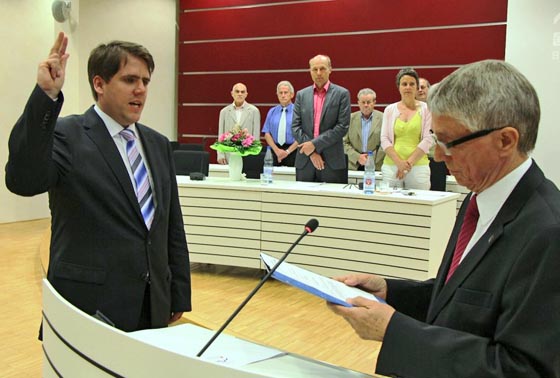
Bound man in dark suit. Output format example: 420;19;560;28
328;60;560;377
6;33;191;332
292;54;350;183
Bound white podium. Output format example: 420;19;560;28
42;279;372;377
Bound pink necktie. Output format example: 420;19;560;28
446;194;479;283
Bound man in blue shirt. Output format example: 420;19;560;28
262;80;298;166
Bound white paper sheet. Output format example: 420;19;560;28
129;323;284;367
261;253;383;307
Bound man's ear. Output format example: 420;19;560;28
497;126;520;156
92;75;105;97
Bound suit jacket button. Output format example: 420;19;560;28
141;272;150;283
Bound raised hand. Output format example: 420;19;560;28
38;32;69;99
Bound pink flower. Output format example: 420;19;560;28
218;132;229;142
242;135;254;147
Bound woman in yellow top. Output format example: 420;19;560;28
380;67;433;190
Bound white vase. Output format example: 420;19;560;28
228;153;243;180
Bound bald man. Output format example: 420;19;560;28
217;83;260;164
291;55;350;183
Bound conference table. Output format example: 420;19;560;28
208;164;469;209
177;174;461;281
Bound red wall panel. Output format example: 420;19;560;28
178;67;459;106
180;0;507;41
177;0;508;162
179;26;506;72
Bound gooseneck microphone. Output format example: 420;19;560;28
197;218;319;357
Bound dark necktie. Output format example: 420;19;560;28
446;194;479;283
120;129;155;229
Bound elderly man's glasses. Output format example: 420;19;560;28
430;126;507;156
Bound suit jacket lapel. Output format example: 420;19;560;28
83;108;146;227
228;106;237;126
305;88;314;135
367;113;378;140
320;85;335;131
427;162;544;322
427;215;504;322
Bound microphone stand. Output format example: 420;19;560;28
197;223;316;357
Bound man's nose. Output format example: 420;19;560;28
134;82;146;93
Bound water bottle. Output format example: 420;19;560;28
363;151;375;195
263;146;274;184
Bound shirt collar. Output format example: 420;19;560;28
361;112;373;121
313;81;330;93
476;158;532;226
94;105;136;137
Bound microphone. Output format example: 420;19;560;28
197;218;319;357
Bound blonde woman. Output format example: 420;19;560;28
380;67;433;190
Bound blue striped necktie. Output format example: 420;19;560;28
120;128;155;229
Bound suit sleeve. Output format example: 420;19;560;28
217;108;226;160
262;107;274;134
291;91;310;144
6;85;64;196
166;142;192;312
418;103;434;153
251;106;260;139
377;226;560;378
343;135;360;166
380;103;395;151
385;278;433;321
343;114;360;166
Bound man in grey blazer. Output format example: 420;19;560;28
6;33;191;332
217;82;260;164
292;55;350;183
343;88;385;171
328;60;560;377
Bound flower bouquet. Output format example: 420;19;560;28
210;125;262;157
210;125;262;180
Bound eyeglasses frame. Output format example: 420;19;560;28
430;126;508;156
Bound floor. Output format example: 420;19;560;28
0;219;384;377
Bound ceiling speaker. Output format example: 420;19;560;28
52;0;71;23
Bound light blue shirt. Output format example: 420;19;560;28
262;103;295;145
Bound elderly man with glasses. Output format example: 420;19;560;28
328;60;560;378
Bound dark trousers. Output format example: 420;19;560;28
429;157;448;191
273;144;296;167
296;161;348;184
136;285;152;330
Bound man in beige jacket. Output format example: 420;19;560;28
343;88;384;170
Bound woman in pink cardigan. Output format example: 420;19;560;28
380;67;433;190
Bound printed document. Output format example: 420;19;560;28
260;253;383;307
